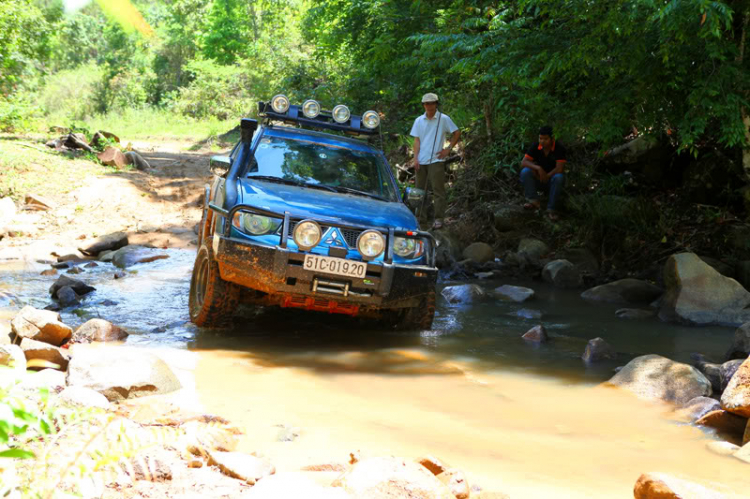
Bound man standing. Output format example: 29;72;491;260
410;92;460;230
520;125;567;221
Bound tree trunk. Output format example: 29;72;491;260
483;98;493;141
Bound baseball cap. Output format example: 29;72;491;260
421;93;439;103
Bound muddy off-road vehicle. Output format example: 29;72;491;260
189;95;437;328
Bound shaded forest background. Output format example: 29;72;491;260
3;0;750;270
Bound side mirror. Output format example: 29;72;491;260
209;155;231;177
402;187;426;209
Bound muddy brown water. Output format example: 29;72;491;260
1;252;749;497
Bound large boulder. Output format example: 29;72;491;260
111;245;169;269
542;259;582;288
10;306;72;346
721;359;745;392
462;242;494;264
331;457;454;499
67;346;181;401
71;319;129;344
522;325;548;344
433;230;463;269
441;284;486;305
699;256;735;278
725;322;750;360
659;252;750;325
97;146;127;168
493;205;534;232
517;238;549;265
672;396;721;423
494;285;534;303
581;279;662;305
633;472;727;499
606;354;712;405
720;357;750;417
78;231;129;256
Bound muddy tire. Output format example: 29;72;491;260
395;289;436;330
189;241;239;327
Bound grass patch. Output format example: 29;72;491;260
81;108;237;144
0;136;111;201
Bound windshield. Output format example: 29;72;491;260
248;135;398;201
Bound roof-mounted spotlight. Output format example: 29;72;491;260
362;110;380;129
271;94;290;114
332;104;351;123
302;99;321;118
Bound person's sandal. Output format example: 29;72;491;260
547;211;560;221
523;201;540;211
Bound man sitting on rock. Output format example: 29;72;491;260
520;125;567;221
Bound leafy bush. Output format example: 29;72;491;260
39;63;103;124
170;59;253;120
0;93;42;132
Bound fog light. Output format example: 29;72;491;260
332;104;351;123
357;230;385;259
271;94;290;113
293;220;322;250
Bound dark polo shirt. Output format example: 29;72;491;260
524;141;567;173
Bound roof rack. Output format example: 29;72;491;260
258;101;379;136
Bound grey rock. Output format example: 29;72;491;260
659;252;750;326
79;231;129;257
556;248;599;275
65;266;84;275
98;250;115;262
494;285;535;302
18;368;66;392
699;256;735;278
606;354;712;405
67;346;181;401
615;308;656;320
493;204;532;232
111;245;169;269
56;286;80;308
581;278;663;305
582;337;617;363
542;259;583;288
725;322;750;360
49;275;95;297
517;238;549;265
690;353;722;393
462;242;494;264
522;325;548;343
441;284;486;304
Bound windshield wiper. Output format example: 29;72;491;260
302;182;337;192
324;185;387;201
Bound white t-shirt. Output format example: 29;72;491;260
410;112;458;165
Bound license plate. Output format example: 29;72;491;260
303;254;367;278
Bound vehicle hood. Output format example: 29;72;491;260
237;178;418;230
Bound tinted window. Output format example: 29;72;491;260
249;136;397;201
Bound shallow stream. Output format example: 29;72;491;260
1;251;748;497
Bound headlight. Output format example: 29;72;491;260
332;104;350;123
302;99;320;118
393;237;424;258
357;230;385;259
293;220;322;250
271;94;290;113
362;110;380;129
232;212;281;235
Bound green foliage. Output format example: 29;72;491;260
202;0;248;64
40;63;103;123
0;0;51;96
170;59;252;120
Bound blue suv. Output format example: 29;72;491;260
189;95;438;329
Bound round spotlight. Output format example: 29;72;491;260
271;94;290;114
293;220;322;250
302;99;321;118
357;230;385;259
332;104;351;123
362;110;380;129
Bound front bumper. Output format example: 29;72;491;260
212;235;438;311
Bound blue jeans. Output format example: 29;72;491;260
520;168;565;211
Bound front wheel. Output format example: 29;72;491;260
394;290;436;330
189;242;239;327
